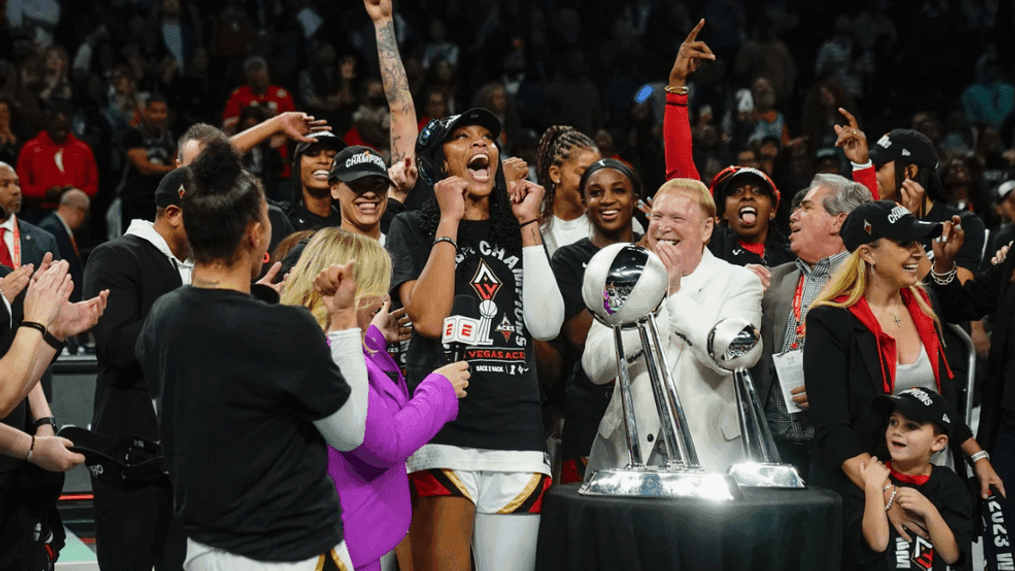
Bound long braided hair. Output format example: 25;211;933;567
535;126;598;231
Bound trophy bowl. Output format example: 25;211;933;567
707;318;763;371
582;244;667;328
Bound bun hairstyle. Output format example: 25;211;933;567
183;139;265;265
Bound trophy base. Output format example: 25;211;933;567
727;462;806;488
579;467;742;500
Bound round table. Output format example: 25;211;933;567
536;483;842;571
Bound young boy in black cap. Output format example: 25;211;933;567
853;388;973;570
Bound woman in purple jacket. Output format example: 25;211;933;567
281;227;469;571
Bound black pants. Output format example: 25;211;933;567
91;475;186;571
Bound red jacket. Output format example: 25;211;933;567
662;91;879;198
17;131;99;206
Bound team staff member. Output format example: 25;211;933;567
584;178;763;474
551;159;641;483
804;201;1002;568
83;167;192;571
387;108;563;571
136;141;368;570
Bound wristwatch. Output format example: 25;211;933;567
33;416;57;430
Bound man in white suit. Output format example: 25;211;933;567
583;178;763;475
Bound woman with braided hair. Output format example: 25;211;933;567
535;125;599;256
536;126;644;256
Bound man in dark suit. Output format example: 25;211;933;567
38;190;87;302
0;161;61;404
83;168;191;571
750;174;871;481
0;162;61;276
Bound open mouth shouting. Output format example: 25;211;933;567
467;153;492;183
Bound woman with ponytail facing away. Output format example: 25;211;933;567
136;141;369;571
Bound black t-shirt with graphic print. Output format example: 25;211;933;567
847;464;972;570
386;211;545;453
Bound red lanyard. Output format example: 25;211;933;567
790;274;805;349
6;216;20;269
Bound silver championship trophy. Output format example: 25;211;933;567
577;244;740;500
708;319;805;488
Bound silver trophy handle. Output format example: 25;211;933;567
639;314;700;469
613;326;644;468
733;369;782;464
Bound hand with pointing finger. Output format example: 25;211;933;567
833;108;868;165
669;19;715;88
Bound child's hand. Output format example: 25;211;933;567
896;487;934;518
861;458;890;490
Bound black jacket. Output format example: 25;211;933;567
37;214;83;302
707;224;794;268
928;253;1015;451
83;235;182;440
804;303;973;471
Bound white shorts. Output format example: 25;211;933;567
409;468;551;515
184;538;353;571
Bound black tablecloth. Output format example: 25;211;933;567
536;484;842;571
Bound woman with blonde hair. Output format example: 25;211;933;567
282;227;470;571
804;200;1002;561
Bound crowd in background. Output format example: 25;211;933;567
1;0;1014;254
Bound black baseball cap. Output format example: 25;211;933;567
709;166;780;217
871;388;955;437
58;426;167;490
416;108;502;186
294;130;347;159
154;167;190;208
329;145;394;187
840;200;943;252
868;129;938;168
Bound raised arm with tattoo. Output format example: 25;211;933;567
368;0;417;165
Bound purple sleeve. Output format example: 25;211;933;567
349;371;458;469
364;324;388;353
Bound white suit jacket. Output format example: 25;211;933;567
583;249;764;474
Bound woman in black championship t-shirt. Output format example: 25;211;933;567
136;141;370;571
386;108;564;571
551;159;642;484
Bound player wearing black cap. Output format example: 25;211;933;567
386;106;564;571
82;167;194;571
329;145;394;244
285;131;347;231
869;128;986;280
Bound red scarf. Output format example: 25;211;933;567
841;288;953;394
886;460;930;486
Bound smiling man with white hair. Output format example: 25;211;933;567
582;177;764;474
